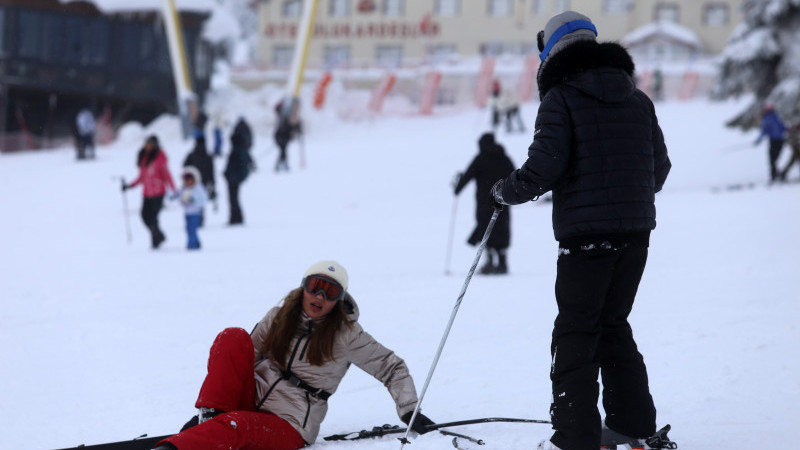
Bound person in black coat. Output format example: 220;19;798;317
224;118;255;225
454;132;515;274
491;11;671;450
183;136;216;225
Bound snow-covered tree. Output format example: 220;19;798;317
713;0;800;130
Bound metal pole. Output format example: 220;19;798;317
443;196;458;276
399;207;501;448
116;177;133;244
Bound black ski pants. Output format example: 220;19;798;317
227;180;243;225
141;195;165;248
549;244;656;450
768;139;785;181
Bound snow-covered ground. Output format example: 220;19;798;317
1;90;798;450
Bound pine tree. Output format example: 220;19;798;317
712;0;800;130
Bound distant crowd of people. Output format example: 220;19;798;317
120;114;256;250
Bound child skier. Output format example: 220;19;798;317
178;166;208;250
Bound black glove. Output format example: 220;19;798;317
401;411;435;435
490;179;509;210
120;181;129;192
451;172;462;192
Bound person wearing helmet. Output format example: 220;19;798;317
153;261;435;450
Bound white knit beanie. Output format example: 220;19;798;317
540;11;597;62
303;260;349;291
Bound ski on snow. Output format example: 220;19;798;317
53;434;169;450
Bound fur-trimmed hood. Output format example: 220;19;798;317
537;40;637;102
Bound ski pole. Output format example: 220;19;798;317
443;196;459;276
399;206;502;449
440;429;484;446
298;132;306;170
720;141;754;153
324;417;550;441
114;176;133;244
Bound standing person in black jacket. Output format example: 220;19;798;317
491;11;672;450
183;136;216;226
224;118;255;225
454;132;515;274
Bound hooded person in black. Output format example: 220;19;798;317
224;118;255;225
491;11;672;450
454;132;515;274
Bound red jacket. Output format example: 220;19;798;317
129;150;176;198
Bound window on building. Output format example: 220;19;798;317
324;45;351;68
436;0;460;16
531;0;547;15
86;18;110;66
273;45;294;69
283;0;302;18
0;8;5;57
654;3;679;22
18;10;43;59
489;0;513;16
603;0;630;14
329;0;351;17
137;23;160;71
41;13;65;63
383;0;404;16
481;41;530;57
703;3;729;26
427;43;457;63
375;45;403;68
554;0;571;13
61;15;88;65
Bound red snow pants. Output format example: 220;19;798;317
157;327;306;450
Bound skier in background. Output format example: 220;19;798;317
501;88;526;133
454;132;515;274
211;107;226;157
780;123;800;180
183;135;216;225
491;11;671;450
177;166;208;250
224;117;255;225
151;261;435;450
122;135;177;249
75;108;96;160
754;102;787;182
273;99;303;172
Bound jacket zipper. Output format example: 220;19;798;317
255;322;314;421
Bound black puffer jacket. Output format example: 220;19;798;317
500;40;671;243
455;136;515;249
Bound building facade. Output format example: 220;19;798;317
0;0;213;151
254;0;745;71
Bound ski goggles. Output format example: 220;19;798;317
302;275;346;301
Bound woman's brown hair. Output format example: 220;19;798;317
262;287;352;366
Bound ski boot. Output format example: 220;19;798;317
600;424;677;449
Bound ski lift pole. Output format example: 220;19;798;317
399;207;502;449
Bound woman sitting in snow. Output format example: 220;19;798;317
153;261;435;450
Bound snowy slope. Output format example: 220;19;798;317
1;91;798;450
